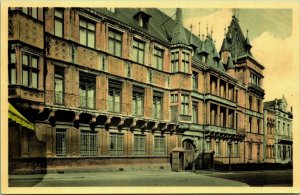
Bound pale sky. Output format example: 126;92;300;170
162;8;297;122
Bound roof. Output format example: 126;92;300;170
221;16;252;60
90;8;240;72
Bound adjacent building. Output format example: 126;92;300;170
8;7;266;173
263;96;293;164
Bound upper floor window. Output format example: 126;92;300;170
79;18;95;48
54;9;64;38
153;48;163;70
192;103;198;123
215;142;221;156
54;67;64;105
170;94;178;103
171;52;179;72
250;72;260;86
79;74;95;109
108;30;122;57
22;53;39;89
22;7;38;19
181;94;189;115
257;119;260;134
182;51;189;73
108;80;122;113
249;95;252;110
132;86;144;116
249;117;252;132
133;39;145;64
192;71;198;90
153;92;163;119
9;51;16;85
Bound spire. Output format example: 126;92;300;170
198;22;201;38
170;8;189;45
220;37;230;52
189;24;197;50
244;29;252;53
227;55;235;69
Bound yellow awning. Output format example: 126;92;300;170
8;103;34;130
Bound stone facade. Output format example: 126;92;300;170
263;96;293;164
8;7;267;173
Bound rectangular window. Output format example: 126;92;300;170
154;136;165;155
108;30;122;57
56;129;67;156
192;71;198;90
108;80;122;113
192;103;198;123
234;142;239;157
22;53;39;89
110;133;124;156
249;117;252;132
79;74;95;109
133;39;145;64
153;48;163;70
257;119;260;134
80;131;97;156
249;143;252;159
54;9;64;38
249;95;252;110
215;142;221;156
153;92;163;119
181;94;189;115
134;134;146;156
79;18;95;48
54;67;64;104
22;7;38;19
278;145;281;158
206;140;212;151
227;143;231;157
132;86;144;116
9;51;16;85
182;51;189;73
171;94;178;103
171;52;179;72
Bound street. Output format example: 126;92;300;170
9;169;292;187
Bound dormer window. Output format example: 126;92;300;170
134;9;151;29
107;8;115;13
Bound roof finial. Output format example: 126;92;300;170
237;9;239;19
190;23;193;32
224;25;226;36
246;29;249;37
211;26;213;38
198;22;201;38
202;33;204;41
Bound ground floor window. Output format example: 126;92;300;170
248;143;252;160
154;136;165;155
80;131;98;156
234;142;239;157
110;133;124;156
215;142;221;156
56;129;67;156
206;140;212;151
134;134;146;156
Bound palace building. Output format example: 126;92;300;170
8;7;265;174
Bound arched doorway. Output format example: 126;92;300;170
183;139;195;170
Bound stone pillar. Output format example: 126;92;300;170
46;126;55;157
67;127;80;156
64;9;70;40
97;75;108;112
217;105;220;126
163;91;170;121
122;81;132;115
206;102;210;125
217;78;220;96
226;82;229;99
226;108;229;128
144;87;153;118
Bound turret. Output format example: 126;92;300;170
226;55;235;78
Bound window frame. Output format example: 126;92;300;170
9;50;16;85
171;52;179;72
192;102;198;123
54;67;64;105
132;39;145;64
109;133;124;156
79;18;96;48
80;130;98;156
108;29;122;57
54;9;64;38
22;52;39;89
133;134;146;156
180;94;189;115
22;7;38;19
154;136;166;156
132;87;144;116
182;51;189;73
192;71;198;90
108;80;122;113
79;74;96;109
153;93;163;119
56;129;67;156
153;47;164;70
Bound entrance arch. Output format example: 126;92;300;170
183;139;196;170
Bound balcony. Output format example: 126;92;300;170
9;85;44;103
248;83;265;97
